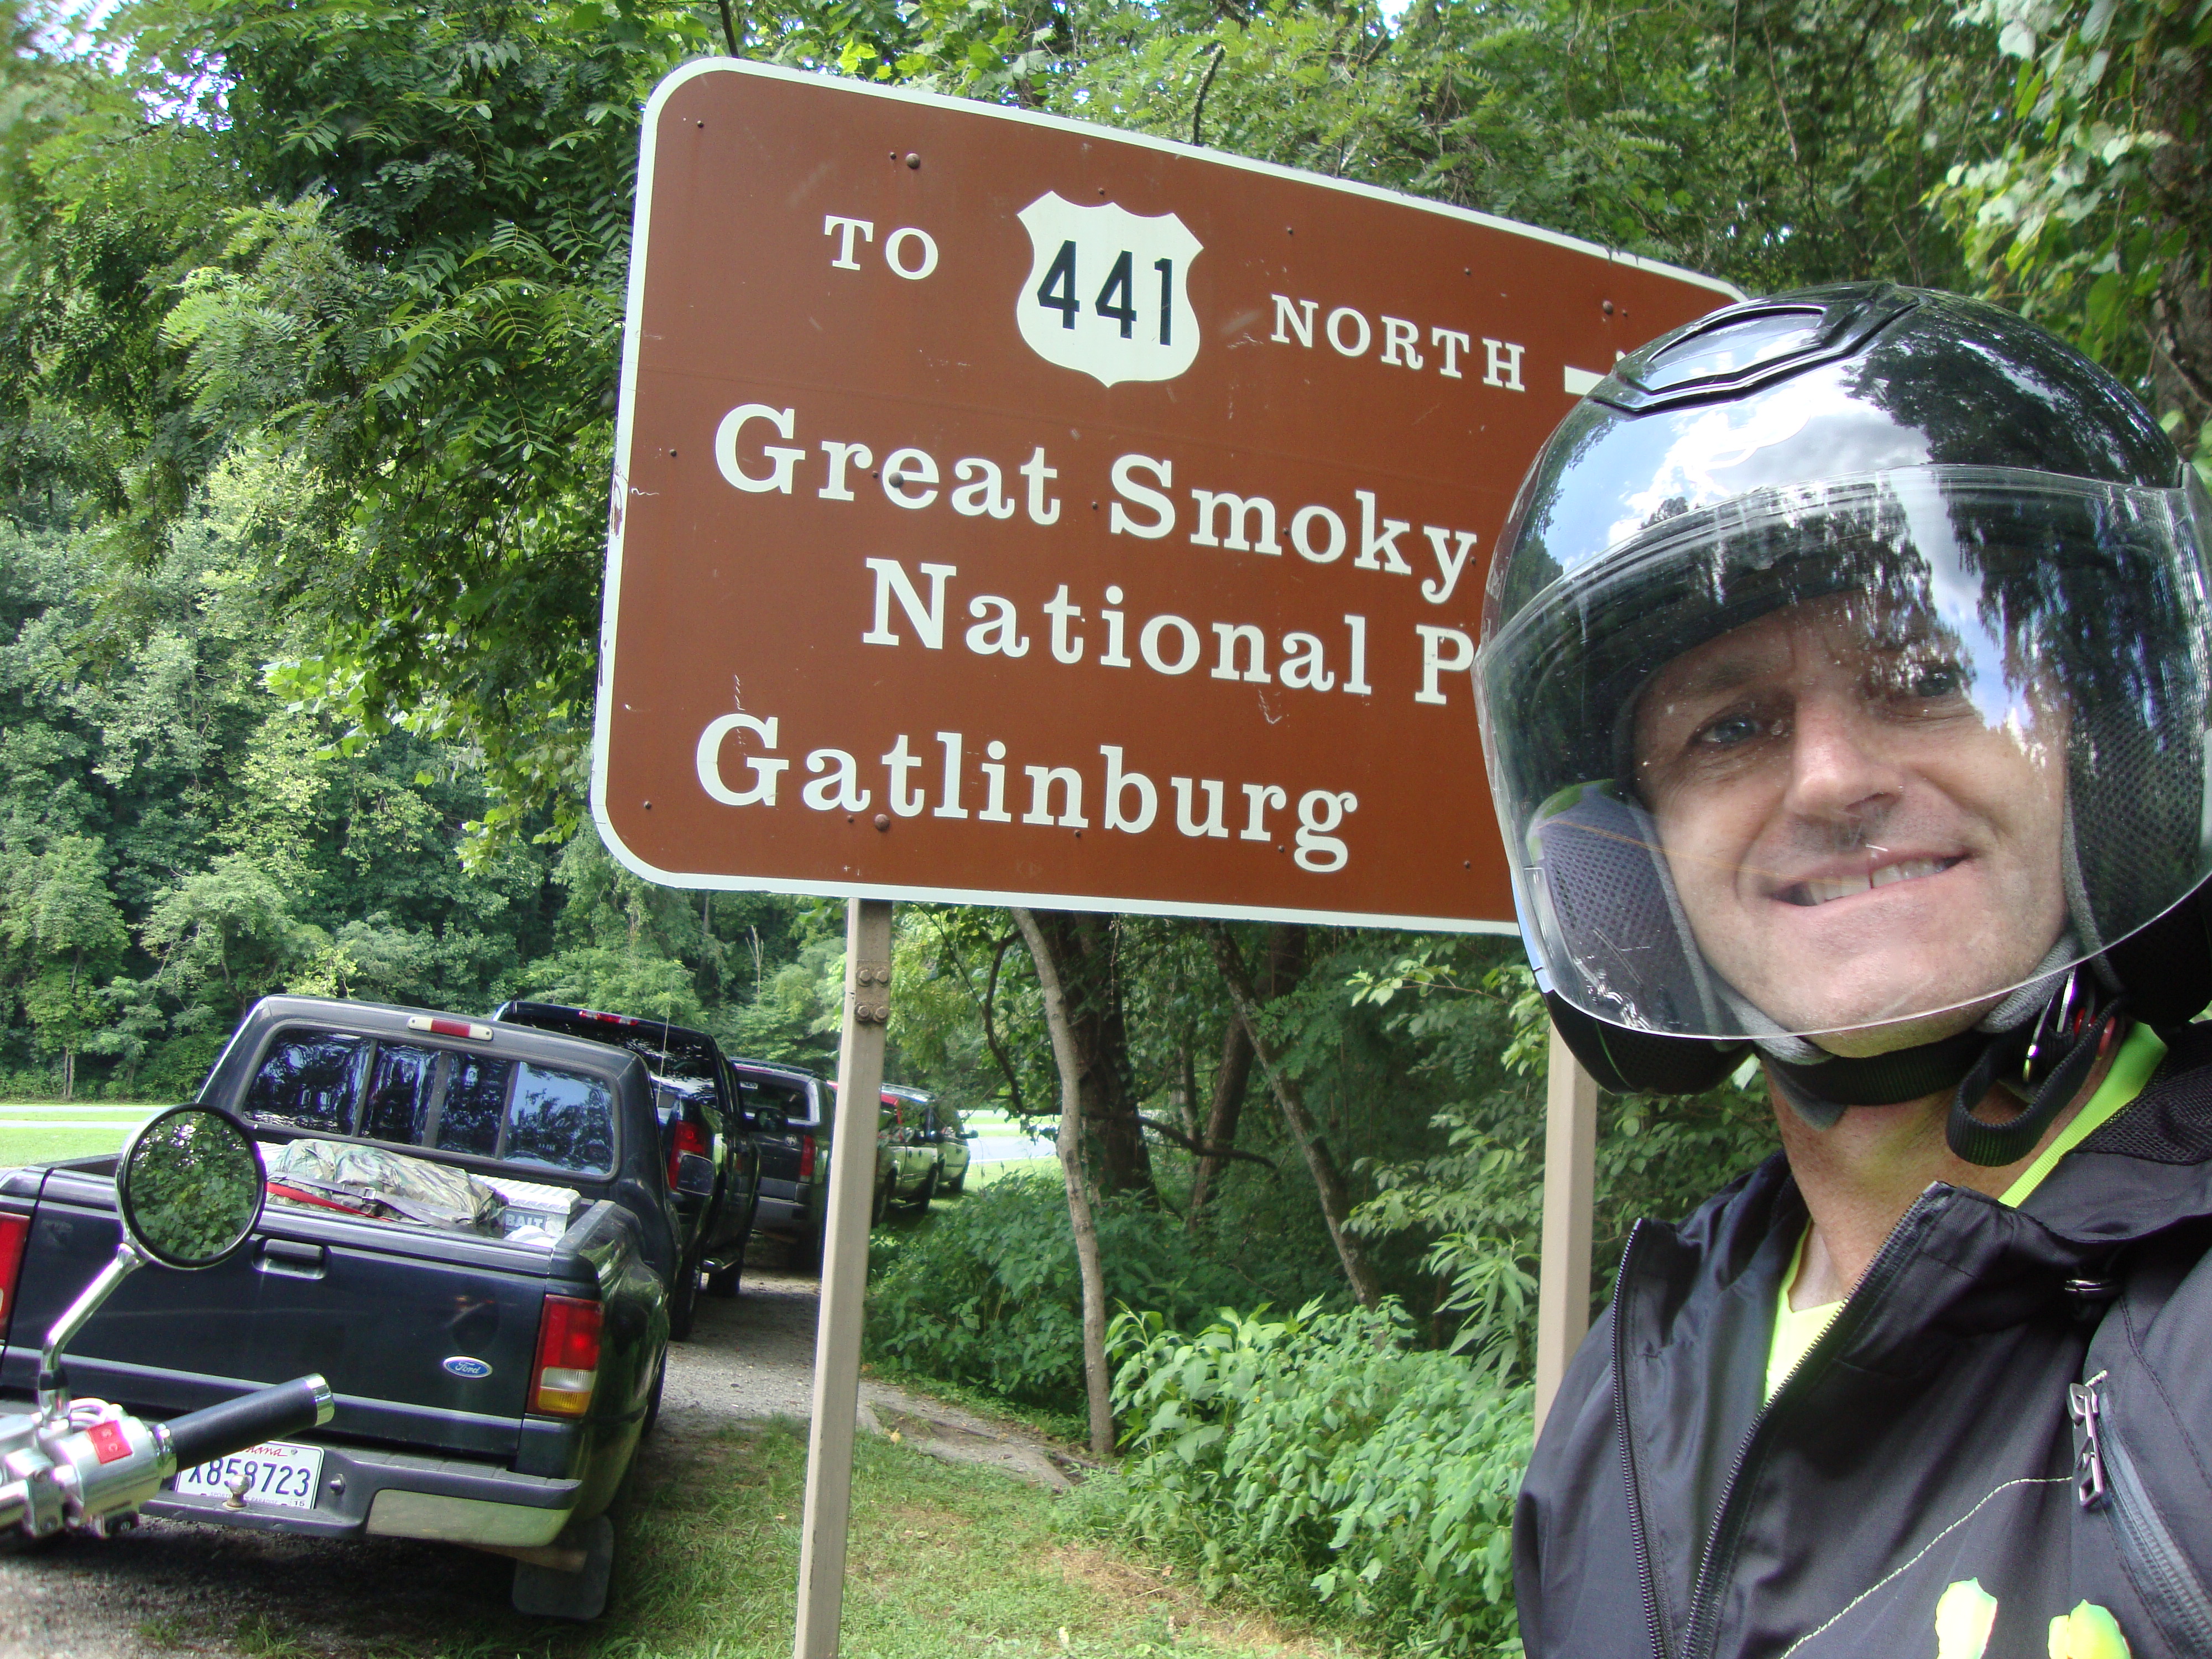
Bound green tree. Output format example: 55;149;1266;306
4;836;129;1095
1933;0;2212;479
126;0;718;844
139;851;309;1021
516;945;709;1027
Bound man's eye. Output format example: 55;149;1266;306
1693;712;1763;749
1908;662;1964;698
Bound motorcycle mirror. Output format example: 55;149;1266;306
117;1105;266;1270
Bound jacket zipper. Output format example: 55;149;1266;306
2071;1375;2212;1647
1671;1200;1932;1659
1614;1219;1670;1659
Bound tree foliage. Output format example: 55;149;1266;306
1097;1298;1531;1652
1933;0;2212;477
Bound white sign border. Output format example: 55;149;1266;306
592;57;1745;935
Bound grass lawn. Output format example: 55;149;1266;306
971;1156;1059;1187
140;1419;1357;1659
580;1421;1348;1659
150;1421;1355;1658
0;1104;158;1168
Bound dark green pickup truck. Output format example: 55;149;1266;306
0;994;706;1619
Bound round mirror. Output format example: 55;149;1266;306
117;1105;266;1269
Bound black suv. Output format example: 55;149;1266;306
490;1001;778;1335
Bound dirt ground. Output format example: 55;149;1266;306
0;1246;1075;1658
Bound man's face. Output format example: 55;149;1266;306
1632;594;2069;1054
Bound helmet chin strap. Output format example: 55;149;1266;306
1948;975;2125;1167
1741;935;2098;1140
1763;1027;1992;1129
1756;962;2125;1166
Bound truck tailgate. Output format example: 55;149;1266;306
3;1166;602;1458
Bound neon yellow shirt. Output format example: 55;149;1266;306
1763;1024;2169;1402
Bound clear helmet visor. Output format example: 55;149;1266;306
1477;466;2212;1047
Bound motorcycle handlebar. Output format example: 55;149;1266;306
159;1375;335;1471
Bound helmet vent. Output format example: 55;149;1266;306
1641;309;1824;390
1598;284;1919;413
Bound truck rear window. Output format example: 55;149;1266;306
507;1063;616;1173
735;1073;812;1125
246;1028;617;1175
246;1034;367;1132
438;1051;509;1156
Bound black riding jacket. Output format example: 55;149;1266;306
1515;1024;2212;1659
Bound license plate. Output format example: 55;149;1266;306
170;1440;326;1510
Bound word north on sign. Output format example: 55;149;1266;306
596;60;1740;931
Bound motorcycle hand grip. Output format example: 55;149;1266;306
159;1375;335;1470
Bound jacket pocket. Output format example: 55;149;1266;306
2070;1374;2212;1652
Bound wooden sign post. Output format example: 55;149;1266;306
1533;1021;1599;1435
794;898;893;1659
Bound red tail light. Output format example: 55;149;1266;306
0;1213;28;1342
799;1134;816;1181
667;1118;710;1187
530;1295;602;1416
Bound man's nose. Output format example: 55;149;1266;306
1782;692;1903;823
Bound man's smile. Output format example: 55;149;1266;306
1773;853;1967;909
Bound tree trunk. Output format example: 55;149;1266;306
2148;42;2212;465
63;950;80;1102
979;931;1027;1118
1187;923;1307;1228
1013;907;1117;1458
1206;923;1383;1308
1173;1042;1198;1145
1185;1018;1253;1228
1019;911;1154;1200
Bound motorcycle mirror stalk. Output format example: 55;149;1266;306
0;1104;336;1540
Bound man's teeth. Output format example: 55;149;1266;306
1795;858;1950;906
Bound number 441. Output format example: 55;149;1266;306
1036;241;1173;346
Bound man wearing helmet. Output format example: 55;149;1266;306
1480;285;2212;1659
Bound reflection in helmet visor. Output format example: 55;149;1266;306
1477;466;2212;1044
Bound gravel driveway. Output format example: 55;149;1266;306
0;1248;1072;1658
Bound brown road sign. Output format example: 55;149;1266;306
596;60;1741;931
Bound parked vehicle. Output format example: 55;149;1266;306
871;1091;938;1218
831;1084;945;1218
489;1001;772;1329
729;1060;831;1269
886;1085;975;1196
0;994;689;1619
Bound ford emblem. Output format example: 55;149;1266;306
442;1356;493;1379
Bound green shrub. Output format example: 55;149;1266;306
864;1172;1253;1407
1098;1299;1531;1656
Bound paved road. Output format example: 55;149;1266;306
0;1244;1070;1658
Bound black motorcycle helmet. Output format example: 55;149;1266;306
1475;283;2212;1162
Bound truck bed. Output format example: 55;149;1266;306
0;1156;631;1454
